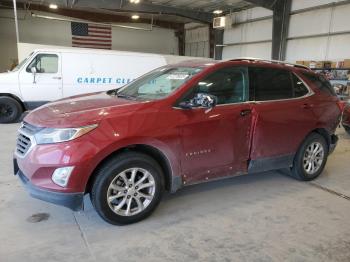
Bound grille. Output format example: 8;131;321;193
16;122;42;157
16;133;32;156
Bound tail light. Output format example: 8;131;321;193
337;100;346;112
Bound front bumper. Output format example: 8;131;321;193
15;166;84;211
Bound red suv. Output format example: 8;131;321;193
14;59;341;225
342;103;350;134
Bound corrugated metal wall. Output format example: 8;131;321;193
222;0;350;62
184;23;210;58
222;7;273;60
286;0;350;61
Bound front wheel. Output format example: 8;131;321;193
290;133;328;181
91;152;163;225
0;96;23;123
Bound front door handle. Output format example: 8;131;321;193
240;109;252;117
302;103;313;109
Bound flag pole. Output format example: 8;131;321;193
13;0;20;43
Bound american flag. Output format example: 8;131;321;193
71;22;112;49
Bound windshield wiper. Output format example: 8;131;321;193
116;93;137;100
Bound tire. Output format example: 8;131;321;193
91;152;163;225
0;96;23;123
290;133;328;181
344;125;350;135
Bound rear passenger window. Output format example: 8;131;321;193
302;73;336;96
292;74;309;97
249;68;293;101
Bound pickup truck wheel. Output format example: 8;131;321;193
91;152;163;225
0;97;23;123
290;133;328;181
344;125;350;135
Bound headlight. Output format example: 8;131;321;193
34;124;98;145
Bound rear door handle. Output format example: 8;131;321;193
240;109;252;116
52;76;62;80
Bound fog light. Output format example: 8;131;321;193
52;167;74;187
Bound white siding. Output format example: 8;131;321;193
286;2;350;62
185;23;210;57
291;0;346;11
286;37;329;61
223;42;272;60
222;7;273;60
224;19;272;44
222;1;350;62
288;9;332;38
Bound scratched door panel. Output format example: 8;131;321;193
180;104;252;183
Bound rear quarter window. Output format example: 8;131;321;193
302;72;336;96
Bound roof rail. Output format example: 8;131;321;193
229;57;311;70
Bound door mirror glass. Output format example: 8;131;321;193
179;93;217;109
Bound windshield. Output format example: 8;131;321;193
116;67;203;100
11;52;33;72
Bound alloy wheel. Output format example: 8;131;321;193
106;168;156;216
303;142;325;175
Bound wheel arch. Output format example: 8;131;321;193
296;128;332;154
85;144;175;195
0;93;26;111
311;128;332;150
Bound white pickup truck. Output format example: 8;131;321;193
0;48;203;123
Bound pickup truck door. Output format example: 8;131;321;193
177;66;253;184
18;52;63;108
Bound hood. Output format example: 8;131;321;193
0;71;18;84
24;91;144;127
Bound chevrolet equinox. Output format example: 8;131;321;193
14;58;341;225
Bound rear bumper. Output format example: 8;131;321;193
329;134;338;154
15;168;84;211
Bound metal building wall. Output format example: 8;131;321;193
222;7;273;60
222;0;350;62
286;0;350;61
184;23;210;58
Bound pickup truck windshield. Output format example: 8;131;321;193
116;67;202;100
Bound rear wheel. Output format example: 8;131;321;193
91;152;163;225
0;96;23;123
290;133;328;181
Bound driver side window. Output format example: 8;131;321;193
186;67;249;105
26;54;58;73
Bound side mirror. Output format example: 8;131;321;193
31;67;37;84
179;93;217;109
192;93;217;108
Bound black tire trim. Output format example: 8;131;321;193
0;96;23;123
290;132;328;181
